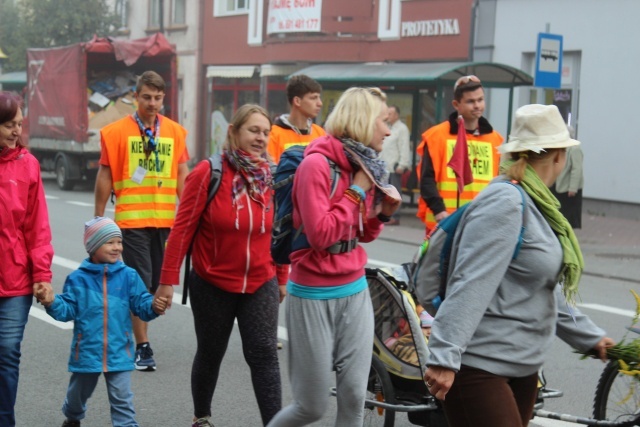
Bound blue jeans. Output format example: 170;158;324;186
0;295;31;427
63;371;138;427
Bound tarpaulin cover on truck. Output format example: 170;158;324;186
27;33;176;143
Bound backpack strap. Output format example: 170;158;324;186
291;156;343;251
433;180;527;309
182;154;223;304
501;180;527;260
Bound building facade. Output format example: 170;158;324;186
485;0;640;206
198;0;479;161
119;0;640;209
115;0;199;162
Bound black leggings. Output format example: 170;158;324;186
189;271;281;425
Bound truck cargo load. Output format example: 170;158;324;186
26;33;177;190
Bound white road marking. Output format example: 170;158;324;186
43;256;635;340
531;417;577;427
29;306;73;330
577;303;635;318
45;195;59;200
53;255;80;270
67;201;94;207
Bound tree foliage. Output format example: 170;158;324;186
0;0;120;72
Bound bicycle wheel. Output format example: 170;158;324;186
363;355;396;427
593;360;640;426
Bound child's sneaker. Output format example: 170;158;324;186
192;416;214;427
134;343;156;371
61;420;81;427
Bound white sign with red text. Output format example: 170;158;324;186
267;0;322;34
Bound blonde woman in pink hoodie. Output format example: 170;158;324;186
268;87;401;427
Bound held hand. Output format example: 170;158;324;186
154;284;174;310
153;296;169;315
592;336;616;362
434;211;450;223
424;366;456;401
568;191;577;197
352;170;373;192
395;166;405;174
278;285;287;303
33;282;54;307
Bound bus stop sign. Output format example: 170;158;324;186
535;33;563;89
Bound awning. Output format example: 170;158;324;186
260;64;305;77
0;71;27;85
206;65;257;79
289;62;533;88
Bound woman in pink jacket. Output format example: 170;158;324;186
0;91;54;426
268;87;401;427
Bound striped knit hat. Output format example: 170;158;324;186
420;311;434;328
84;217;122;255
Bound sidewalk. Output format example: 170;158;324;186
378;205;640;285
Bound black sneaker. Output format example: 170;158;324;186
61;420;81;427
134;343;156;371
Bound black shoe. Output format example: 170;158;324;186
134;343;156;371
62;420;81;427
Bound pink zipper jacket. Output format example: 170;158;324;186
289;135;384;287
0;146;53;296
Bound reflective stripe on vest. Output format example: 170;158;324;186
112;135;179;227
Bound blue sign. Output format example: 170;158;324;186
534;33;563;89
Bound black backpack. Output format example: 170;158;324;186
181;153;223;304
271;145;341;264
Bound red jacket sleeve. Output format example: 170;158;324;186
26;161;53;283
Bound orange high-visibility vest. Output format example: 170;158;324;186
416;121;503;231
99;114;188;229
267;123;325;164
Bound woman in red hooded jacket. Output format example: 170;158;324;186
157;104;288;427
0;91;54;426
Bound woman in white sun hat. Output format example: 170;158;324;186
423;104;614;427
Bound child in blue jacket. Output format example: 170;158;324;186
35;217;168;427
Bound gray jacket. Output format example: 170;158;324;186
426;179;604;377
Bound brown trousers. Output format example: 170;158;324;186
442;365;539;427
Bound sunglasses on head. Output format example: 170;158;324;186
454;75;481;91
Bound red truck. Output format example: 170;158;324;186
26;33;177;190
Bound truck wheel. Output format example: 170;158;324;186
55;156;76;191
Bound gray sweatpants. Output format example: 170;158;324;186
267;288;374;427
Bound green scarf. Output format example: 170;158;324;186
500;160;584;304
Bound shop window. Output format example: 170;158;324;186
214;0;248;17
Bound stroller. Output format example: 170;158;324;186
361;266;564;427
362;267;448;427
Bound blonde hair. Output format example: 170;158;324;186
505;149;562;181
324;87;387;145
223;104;272;152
